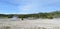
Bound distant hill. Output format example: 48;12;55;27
0;11;60;19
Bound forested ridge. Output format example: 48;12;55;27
0;11;60;19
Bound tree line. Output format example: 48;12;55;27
0;11;60;19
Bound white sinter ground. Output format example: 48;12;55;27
0;18;60;29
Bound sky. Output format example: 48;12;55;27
0;0;60;14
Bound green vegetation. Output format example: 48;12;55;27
0;11;60;19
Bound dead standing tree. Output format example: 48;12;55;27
21;17;24;20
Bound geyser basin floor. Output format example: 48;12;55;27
0;18;60;29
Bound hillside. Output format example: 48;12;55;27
0;11;60;19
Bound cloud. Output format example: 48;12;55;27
17;0;60;14
0;0;60;14
17;0;42;14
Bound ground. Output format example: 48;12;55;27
0;18;60;29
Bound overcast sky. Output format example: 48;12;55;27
0;0;60;14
